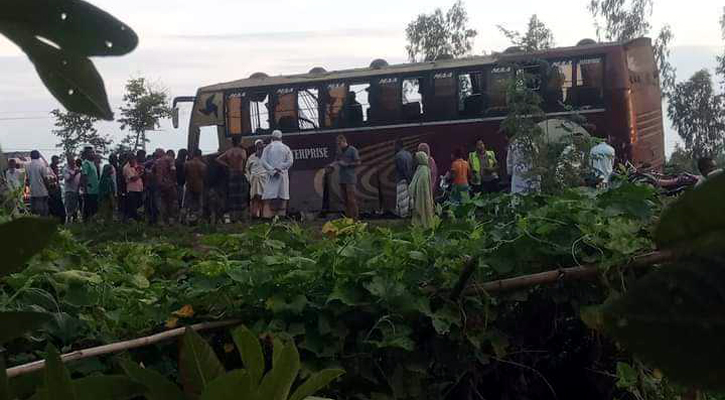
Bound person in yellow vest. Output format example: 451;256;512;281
468;139;499;194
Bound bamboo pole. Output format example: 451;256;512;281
464;250;676;295
6;319;241;379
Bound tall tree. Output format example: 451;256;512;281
50;109;111;157
497;14;555;52
715;7;725;89
117;77;173;151
666;70;725;160
405;0;477;62
587;0;676;98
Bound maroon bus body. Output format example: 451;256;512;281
187;38;664;214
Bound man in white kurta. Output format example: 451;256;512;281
261;130;294;217
506;140;541;195
246;139;268;218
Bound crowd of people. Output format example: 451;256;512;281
4;129;721;228
9;130;295;225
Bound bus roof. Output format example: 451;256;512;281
198;39;630;94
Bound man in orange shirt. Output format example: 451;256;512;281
449;147;471;204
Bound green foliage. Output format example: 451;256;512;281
42;345;76;400
602;170;725;391
497;14;555;52
117;77;173;151
0;0;138;119
667;70;725;160
588;0;653;42
404;0;477;62
0;312;51;345
654;173;725;251
232;326;265;386
603;257;725;390
179;328;225;398
50;109;110;157
0;218;57;277
119;359;184;400
0;182;664;399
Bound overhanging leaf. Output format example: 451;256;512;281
119;359;184;400
0;218;57;277
0;27;113;120
179;328;225;399
43;344;76;400
231;326;265;388
602;257;725;390
289;369;345;400
0;312;51;345
655;173;725;251
199;370;252;400
0;0;138;56
256;341;301;400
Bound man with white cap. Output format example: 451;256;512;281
261;130;294;218
246;139;267;219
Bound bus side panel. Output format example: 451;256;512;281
282;122;511;214
624;38;666;169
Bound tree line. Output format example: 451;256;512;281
51;77;172;158
405;0;725;170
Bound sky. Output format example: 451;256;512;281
0;0;723;158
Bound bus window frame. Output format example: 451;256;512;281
456;67;490;118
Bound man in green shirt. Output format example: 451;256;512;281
80;147;100;221
468;139;499;194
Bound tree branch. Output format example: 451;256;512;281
5;319;241;378
464;250;676;295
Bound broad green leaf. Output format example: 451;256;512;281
231;326;265;388
73;376;146;400
615;362;637;389
272;337;285;366
0;0;138;56
119;359;184;400
256;341;300;400
0;218;56;277
602;258;725;390
199;370;252;400
43;345;76;400
0;312;51;345
408;251;427;261
0;27;113;120
266;295;308;314
289;369;345;400
179;328;225;398
655;173;725;251
0;357;9;400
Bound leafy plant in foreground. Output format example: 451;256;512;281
601;173;725;391
121;326;343;400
